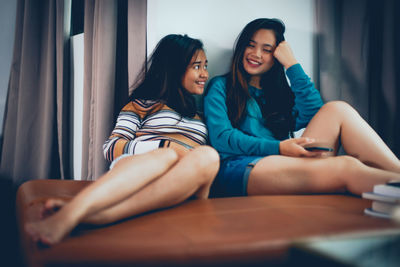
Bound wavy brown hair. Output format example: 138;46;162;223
226;18;295;139
129;34;204;118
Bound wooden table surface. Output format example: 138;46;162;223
16;180;400;267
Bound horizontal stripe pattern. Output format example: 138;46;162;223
103;99;207;162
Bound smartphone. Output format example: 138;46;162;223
304;146;334;152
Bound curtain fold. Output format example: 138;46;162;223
0;0;147;184
0;0;70;185
315;0;369;118
367;0;400;157
56;0;72;181
315;0;400;157
81;0;146;180
127;0;147;96
82;0;118;180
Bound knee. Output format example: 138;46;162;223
192;146;220;165
335;155;363;176
190;146;220;181
321;101;357;116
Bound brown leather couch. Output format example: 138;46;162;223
16;179;400;267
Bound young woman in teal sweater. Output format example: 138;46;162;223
204;18;400;197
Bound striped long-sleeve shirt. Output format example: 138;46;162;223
103;99;208;162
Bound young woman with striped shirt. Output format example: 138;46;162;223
25;34;219;245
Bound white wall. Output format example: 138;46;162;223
71;34;84;180
71;0;316;179
147;0;315;80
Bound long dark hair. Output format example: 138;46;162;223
226;18;295;139
129;34;204;118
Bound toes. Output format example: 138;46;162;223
25;223;57;246
25;224;40;242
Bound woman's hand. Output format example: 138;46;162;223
279;137;325;157
273;41;298;69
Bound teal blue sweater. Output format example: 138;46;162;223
203;64;323;160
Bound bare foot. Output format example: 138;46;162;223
25;209;76;246
41;198;68;219
25;220;61;246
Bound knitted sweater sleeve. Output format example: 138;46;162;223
203;77;280;158
286;64;324;130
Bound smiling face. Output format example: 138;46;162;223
182;49;209;95
242;29;277;88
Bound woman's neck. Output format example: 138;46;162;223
249;75;261;89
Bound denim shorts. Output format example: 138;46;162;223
210;155;263;197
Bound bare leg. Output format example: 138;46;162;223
40;147;218;224
302;101;400;173
25;148;179;245
248;155;400;196
80;146;219;225
25;146;219;245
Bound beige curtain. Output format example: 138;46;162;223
0;0;70;185
82;0;146;180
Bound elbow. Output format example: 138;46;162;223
102;141;114;162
